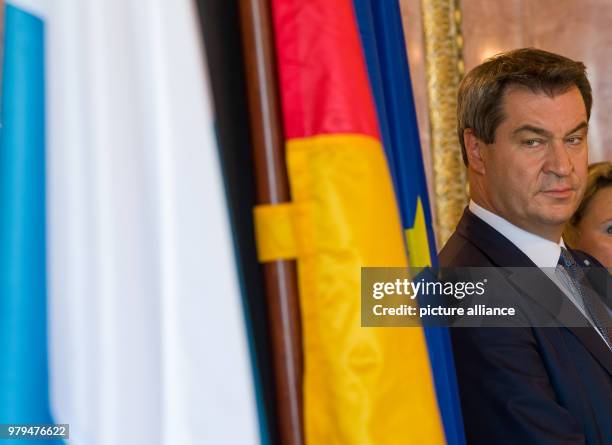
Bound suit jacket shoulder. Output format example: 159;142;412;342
442;207;612;445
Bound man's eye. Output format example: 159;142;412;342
523;139;541;147
605;224;612;235
566;136;583;145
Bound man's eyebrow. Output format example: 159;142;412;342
511;125;552;138
564;121;588;137
511;121;589;138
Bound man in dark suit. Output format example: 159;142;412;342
439;48;611;444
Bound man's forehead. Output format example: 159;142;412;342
500;85;588;129
501;84;585;110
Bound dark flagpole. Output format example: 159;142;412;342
238;0;304;444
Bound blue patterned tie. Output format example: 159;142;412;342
558;247;611;348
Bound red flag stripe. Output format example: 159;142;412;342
271;0;380;139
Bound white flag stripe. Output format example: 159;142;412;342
44;1;261;444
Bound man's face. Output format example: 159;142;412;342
479;86;588;239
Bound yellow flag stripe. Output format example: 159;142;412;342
284;133;445;444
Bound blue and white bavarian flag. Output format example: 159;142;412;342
0;1;263;444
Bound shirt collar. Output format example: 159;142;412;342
469;200;563;268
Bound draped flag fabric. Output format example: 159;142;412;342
268;0;445;443
0;1;263;444
0;6;56;443
352;1;466;443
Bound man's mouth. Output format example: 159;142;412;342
541;187;574;198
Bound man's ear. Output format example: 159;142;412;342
464;128;486;175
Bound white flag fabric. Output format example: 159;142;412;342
2;1;262;444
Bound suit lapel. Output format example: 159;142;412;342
506;268;612;374
456;208;612;374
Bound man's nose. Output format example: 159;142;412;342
543;139;573;177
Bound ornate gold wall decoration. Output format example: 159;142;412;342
420;0;468;247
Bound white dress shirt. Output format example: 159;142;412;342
469;200;609;346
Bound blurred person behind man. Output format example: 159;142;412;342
564;161;612;267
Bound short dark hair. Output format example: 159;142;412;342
457;48;592;165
